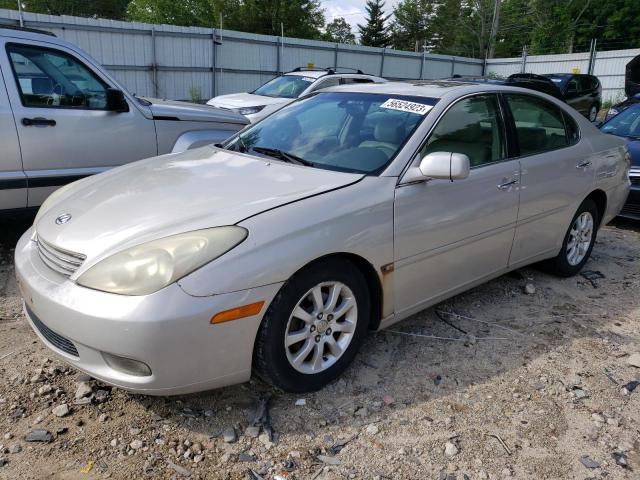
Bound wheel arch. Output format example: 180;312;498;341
585;189;607;227
289;252;384;331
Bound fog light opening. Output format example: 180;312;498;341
102;352;152;377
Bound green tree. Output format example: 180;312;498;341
322;17;355;44
234;0;325;39
2;0;130;19
127;0;242;28
391;0;436;52
358;0;390;47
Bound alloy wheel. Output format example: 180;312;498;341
284;281;358;374
589;105;598;122
566;211;594;266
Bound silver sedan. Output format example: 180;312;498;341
15;81;630;395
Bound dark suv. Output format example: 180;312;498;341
541;73;602;122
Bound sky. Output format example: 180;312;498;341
321;0;399;33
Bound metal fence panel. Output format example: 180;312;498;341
0;9;486;101
2;9;635;104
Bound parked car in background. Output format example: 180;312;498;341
599;102;640;219
604;55;640;121
448;73;563;100
541;73;602;122
605;93;640;122
0;26;248;213
16;81;629;395
206;67;386;122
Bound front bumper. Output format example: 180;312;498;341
620;171;640;220
15;228;283;395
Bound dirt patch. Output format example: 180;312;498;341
0;217;639;479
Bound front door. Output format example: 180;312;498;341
0;40;157;206
0;61;25;209
393;93;520;316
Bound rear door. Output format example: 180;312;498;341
504;93;594;265
0;54;26;209
0;39;157;206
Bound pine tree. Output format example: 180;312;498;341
358;0;391;47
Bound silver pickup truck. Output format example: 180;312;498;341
0;26;248;212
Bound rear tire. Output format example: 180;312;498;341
588;104;598;122
540;199;598;277
253;258;370;392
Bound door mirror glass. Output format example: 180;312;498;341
419;151;470;180
106;88;129;112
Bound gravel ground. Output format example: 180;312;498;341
0;214;639;480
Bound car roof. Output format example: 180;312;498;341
319;80;505;99
284;69;382;81
318;79;581;104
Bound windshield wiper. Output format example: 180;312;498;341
251;147;315;167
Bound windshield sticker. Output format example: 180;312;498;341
380;98;432;115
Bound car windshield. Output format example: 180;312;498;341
601;104;640;139
252;75;315;98
224;92;437;174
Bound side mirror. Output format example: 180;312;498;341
418;151;470;181
106;88;129;113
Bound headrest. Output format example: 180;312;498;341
374;122;403;144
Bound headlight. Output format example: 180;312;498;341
33;181;77;226
236;105;266;115
76;227;247;296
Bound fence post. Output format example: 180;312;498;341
588;38;597;75
334;43;339;69
212;29;217;98
419;45;425;79
450;56;456;77
379;47;386;77
276;36;281;75
520;45;527;73
151;27;158;97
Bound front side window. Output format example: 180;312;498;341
420;94;505;168
252;75;315;98
7;43;108;109
224;92;436;174
506;94;569;156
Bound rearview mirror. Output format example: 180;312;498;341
106;88;129;113
419;152;470;181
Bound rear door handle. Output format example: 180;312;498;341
497;179;518;190
22;117;56;127
576;160;592;169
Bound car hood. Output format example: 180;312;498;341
142;97;248;124
35;146;362;262
207;92;289;109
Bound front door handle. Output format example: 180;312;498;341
22;117;56;127
576;160;592;169
497;179;518;190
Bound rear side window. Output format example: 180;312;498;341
7;43;108;109
505;94;569;156
341;78;375;85
562;111;580;145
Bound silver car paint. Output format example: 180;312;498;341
15;81;629;395
0;29;247;211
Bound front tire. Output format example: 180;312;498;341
588;104;598;122
253;258;370;392
540;199;598;277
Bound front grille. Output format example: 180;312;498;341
26;305;79;357
620;203;640;218
35;236;85;277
